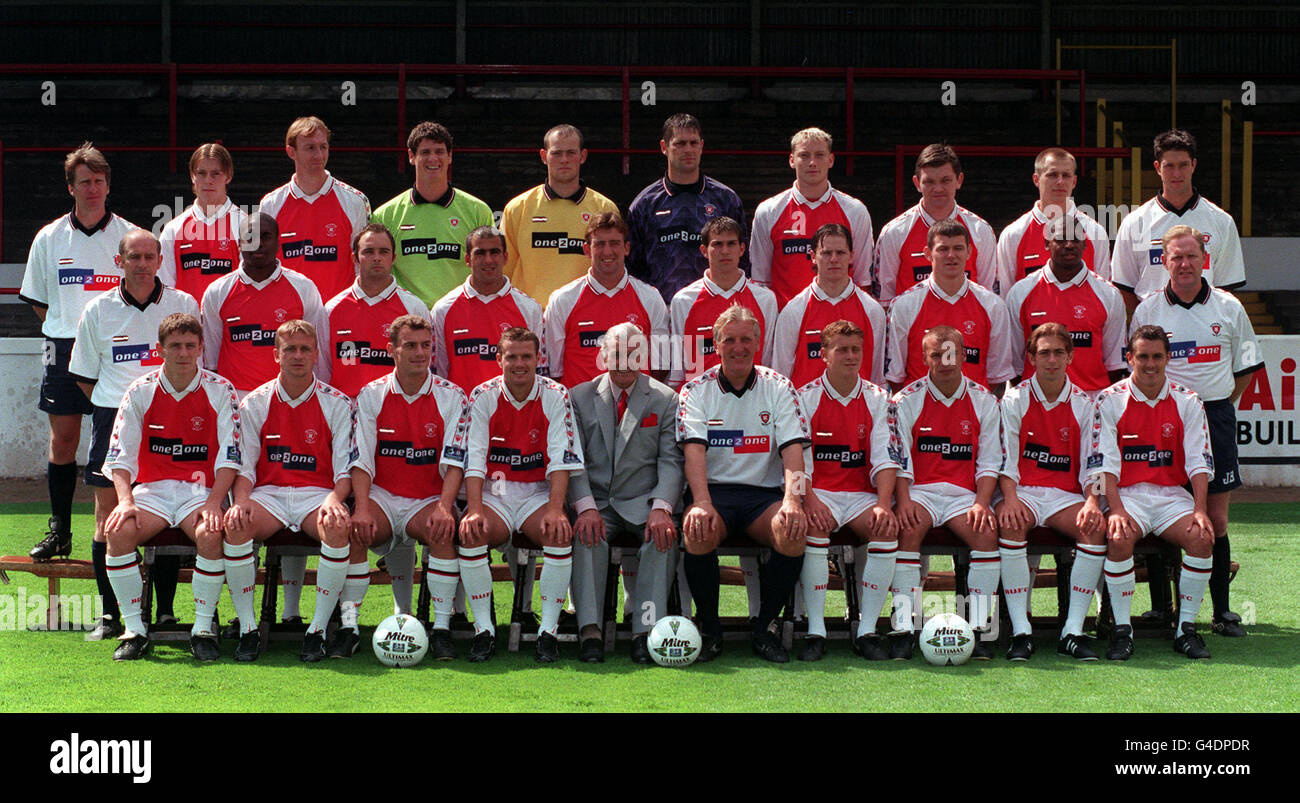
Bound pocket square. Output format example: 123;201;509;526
639;413;658;428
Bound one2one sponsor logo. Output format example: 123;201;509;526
58;269;119;291
707;429;770;453
281;240;339;261
111;345;163;365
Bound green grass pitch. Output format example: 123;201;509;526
1;501;1297;713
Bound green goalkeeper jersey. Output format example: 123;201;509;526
371;185;494;306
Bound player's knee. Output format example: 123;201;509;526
194;528;222;557
1188;531;1213;559
773;535;805;558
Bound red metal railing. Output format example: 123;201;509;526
0;63;1089;259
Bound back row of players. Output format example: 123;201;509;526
18;115;1258;661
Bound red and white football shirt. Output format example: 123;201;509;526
352;371;468;500
872;203;997;305
543;269;669;388
430;277;544;392
999;375;1091;493
890;375;1002;492
884;276;1015;388
1111;192;1245;299
749;183;873;308
668;273;777;387
773;279;886;389
1086;378;1213;489
260;172;371;302
1004;262;1126;393
201;262;329;394
464;375;584;490
994;203;1111;293
158;200;247;302
322;279;432;398
237;377;355;489
104;368;241;487
798;374;896;493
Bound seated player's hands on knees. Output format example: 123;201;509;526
683;501;721;545
803;490;836;534
967;501;997;535
424;504;456;544
539;504;571;546
318;494;351;531
1187;511;1215;547
196;501;225;537
458;508;489;547
350;501;378;541
644;508;676;552
896;498;925;533
997;495;1034;533
1106;507;1140;543
1076;498;1105;541
574;509;606;547
224;502;253;534
866;503;898;541
777;497;806;542
105;498;140;536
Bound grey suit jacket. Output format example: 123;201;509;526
567;372;685;526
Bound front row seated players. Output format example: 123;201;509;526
1083;324;1217;661
347;315;469;661
677;304;811;664
798;320;899;662
996;323;1106;661
460;327;585;663
890;325;1002;661
102;313;241;661
222;320;356;663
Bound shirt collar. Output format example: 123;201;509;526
663;174;705;195
1163;277;1211;309
718;367;758;397
289;171;335;202
275;377;319;406
586;269;631;296
1156;189;1201;216
70;208;113;236
543;182;587;203
388;370;435;402
1127;377;1170;404
821;374;863;404
190;199;235;225
810;279;855;303
119;278;164;310
237;261;285;288
702;271;747;297
159;368;203;399
1042;260;1090;289
916;203;960;228
926;274;970;303
791;182;834;207
1031;199;1078;223
411;184;455;207
925;375;968;405
1028;373;1073;409
352;279;399;304
463;276;513;302
499;374;543;408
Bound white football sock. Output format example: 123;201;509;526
340;561;371;630
890;551;922;633
857;541;898;638
1177;554;1213;630
106;552;145;636
538;546;572;636
998;539;1031;636
1062;544;1105;637
191;555;225;636
1104;557;1136;628
967;550;1001;631
280;554;307;620
426;557;460;630
307;543;349;635
458;545;495;635
800;544;829;638
224;541;258;635
740;555;761;618
386;540;416;616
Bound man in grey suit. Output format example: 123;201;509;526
569;322;684;663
